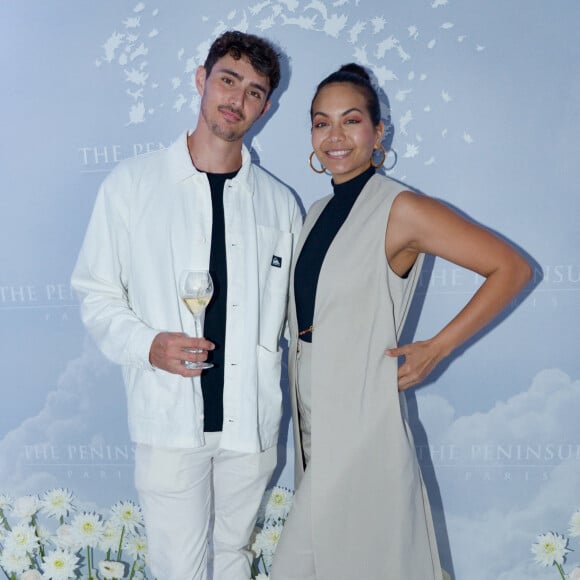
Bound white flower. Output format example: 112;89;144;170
13;494;41;520
41;488;75;520
568;567;580;580
98;559;126;578
43;548;79;579
569;509;580;537
0;493;12;511
21;570;43;580
253;520;284;569
71;511;104;546
531;532;570;566
100;519;125;552
262;520;284;550
133;557;146;571
35;524;52;543
4;521;40;555
0;546;30;575
54;523;83;551
124;532;148;559
110;500;144;533
264;486;293;520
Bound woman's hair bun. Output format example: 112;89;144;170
338;63;371;83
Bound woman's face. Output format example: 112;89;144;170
311;82;384;184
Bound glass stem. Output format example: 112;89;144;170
193;315;203;349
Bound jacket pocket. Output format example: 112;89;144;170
256;226;293;351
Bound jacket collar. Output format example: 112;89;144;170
169;130;254;194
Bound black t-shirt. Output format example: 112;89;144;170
201;169;238;432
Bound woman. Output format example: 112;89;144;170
269;64;531;580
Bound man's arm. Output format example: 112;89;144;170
71;178;159;369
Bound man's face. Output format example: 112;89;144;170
196;53;271;143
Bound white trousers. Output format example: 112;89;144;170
135;433;277;580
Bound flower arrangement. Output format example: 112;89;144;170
532;508;580;579
250;485;294;579
0;489;152;579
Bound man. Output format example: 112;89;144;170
72;30;301;580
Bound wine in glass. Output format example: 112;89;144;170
179;269;214;370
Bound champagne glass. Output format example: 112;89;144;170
179;269;214;370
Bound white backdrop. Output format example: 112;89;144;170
1;1;579;578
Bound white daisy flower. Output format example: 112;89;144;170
13;494;41;520
98;559;126;578
99;519;125;553
265;486;294;520
0;493;12;511
531;532;570;566
41;488;76;520
43;548;79;579
124;532;148;559
71;511;104;546
569;509;580;537
54;523;83;552
251;529;264;558
0;546;30;575
35;524;52;543
261;520;284;549
133;557;146;571
254;520;284;568
110;500;144;533
4;521;40;555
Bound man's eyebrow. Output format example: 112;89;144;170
217;67;268;96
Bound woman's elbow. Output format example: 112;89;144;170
511;253;533;291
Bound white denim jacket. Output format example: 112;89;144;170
72;132;302;452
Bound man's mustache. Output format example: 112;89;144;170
218;105;245;121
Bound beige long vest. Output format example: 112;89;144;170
287;174;442;579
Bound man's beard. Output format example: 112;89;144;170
203;104;246;142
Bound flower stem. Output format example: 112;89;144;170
0;509;11;531
87;545;93;579
555;562;566;580
117;525;126;561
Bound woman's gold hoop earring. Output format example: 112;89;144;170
370;144;387;169
371;146;397;171
309;151;326;174
383;148;397;171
